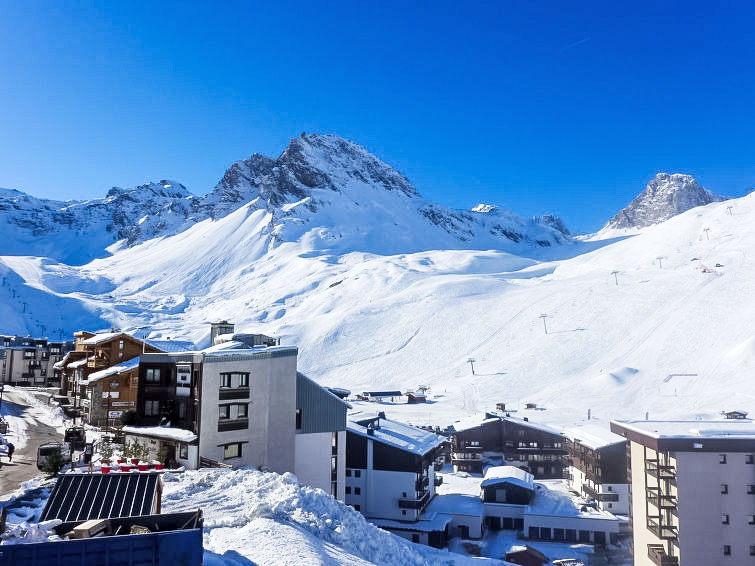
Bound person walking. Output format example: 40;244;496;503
7;442;14;462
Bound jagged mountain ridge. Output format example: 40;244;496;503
0;134;570;265
604;173;726;230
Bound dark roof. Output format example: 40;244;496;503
362;391;403;397
40;473;160;522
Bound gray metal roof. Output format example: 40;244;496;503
296;372;349;434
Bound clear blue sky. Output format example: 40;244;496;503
2;1;754;232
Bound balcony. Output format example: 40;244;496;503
416;476;429;491
218;418;249;432
645;461;676;481
647;544;679;566
219;387;250;400
87;357;108;369
647;491;677;510
647;517;678;541
451;451;482;461
398;490;431;510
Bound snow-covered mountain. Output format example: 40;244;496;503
2;135;754;432
604;172;726;230
0;134;570;266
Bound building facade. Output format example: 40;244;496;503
451;414;568;478
611;419;755;566
0;335;74;388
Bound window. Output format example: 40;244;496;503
749;515;755;525
145;400;160;416
237;404;248;418
748;485;755;494
720;454;727;464
345;486;351;495
402;510;406;515
354;470;361;478
145;368;161;383
721;483;729;494
750;546;755;556
354;504;360;511
747;454;754;464
354;487;361;495
223;443;241;459
411;534;419;543
220;374;231;388
179;443;188;459
219;405;230;419
119;340;124;349
296;408;302;430
346;469;352;477
239;373;249;387
722;514;729;524
723;545;731;556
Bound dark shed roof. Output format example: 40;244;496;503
40;473;160;522
362;391;403;397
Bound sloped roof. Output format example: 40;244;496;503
145;339;196;352
481;465;535;490
347;413;445;456
40;473;160;522
80;332;124;345
83;357;140;385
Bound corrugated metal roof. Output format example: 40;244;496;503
296;372;349;434
40;473;160;522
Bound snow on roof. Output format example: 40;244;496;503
527;480;620;522
370;512;453;532
68;357;91;368
449;414;500;433
347;413;445;456
201;340;247;352
122;425;198;443
612;419;755;439
450;412;563;437
145;339;196;352
201;345;297;358
561;423;625;450
425;493;482;517
481;466;534;490
80;332;124;345
83;357;140;385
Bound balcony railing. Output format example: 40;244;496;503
219;387;250;400
398;490;431;510
647;491;677;509
451;452;482;461
647;517;678;541
648;544;679;566
645;461;676;481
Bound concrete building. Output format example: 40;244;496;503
0;334;74;388
450;413;568;478
611;419;755;566
345;412;447;545
563;424;629;515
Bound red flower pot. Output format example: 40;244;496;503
101;465;111;474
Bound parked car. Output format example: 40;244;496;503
36;442;72;471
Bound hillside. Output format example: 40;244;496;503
1;136;753;430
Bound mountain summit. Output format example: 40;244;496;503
605;173;726;230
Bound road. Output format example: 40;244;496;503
0;389;62;497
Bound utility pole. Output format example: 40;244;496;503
656;256;663;269
539;313;549;334
467;358;476;375
703;227;710;240
611;270;619;286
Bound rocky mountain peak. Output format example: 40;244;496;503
605;173;726;229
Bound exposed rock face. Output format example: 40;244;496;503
605;173;726;229
0;134;572;263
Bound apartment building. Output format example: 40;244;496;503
563;424;629;515
450;413;568;478
611;419;755;566
345;412;446;535
0;334;74;387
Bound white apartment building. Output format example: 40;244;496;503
0;334;73;388
344;412;446;543
611;419;755;566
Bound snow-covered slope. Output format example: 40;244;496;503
1;136;754;430
603;172;726;230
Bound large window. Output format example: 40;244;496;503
145;400;160;416
239;373;249;387
220;374;231;388
145;368;161;383
219;372;249;388
224;443;242;459
218;405;230;419
237;404;248;418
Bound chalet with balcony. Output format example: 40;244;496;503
450;413;568;478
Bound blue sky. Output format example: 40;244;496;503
1;2;754;232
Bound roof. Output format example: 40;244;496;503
80;332;125;345
561;423;626;450
347;413;445;456
40;473;160;522
450;412;564;437
83;357;140;385
145;339;196;352
361;390;403;397
527;480;620;523
611;419;755;440
481;466;535;490
68;357;91;368
370;512;452;533
425;493;483;516
296;372;350;434
122;425;198;443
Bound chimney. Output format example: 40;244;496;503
210;321;235;346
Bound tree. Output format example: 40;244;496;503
120;409;138;426
40;448;66;477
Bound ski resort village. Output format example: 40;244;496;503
1;132;754;566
